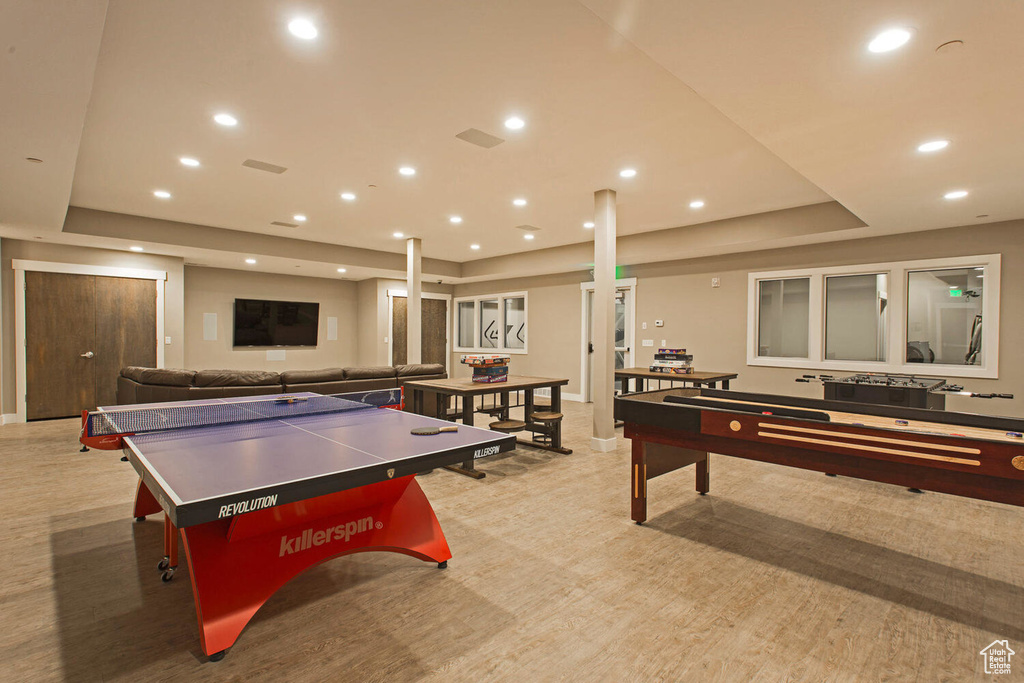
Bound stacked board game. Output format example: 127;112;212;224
650;348;693;374
461;354;511;383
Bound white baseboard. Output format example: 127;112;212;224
2;413;22;425
591;436;617;452
533;388;584;403
561;392;584;403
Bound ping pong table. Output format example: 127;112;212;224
80;389;515;661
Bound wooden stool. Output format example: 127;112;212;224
532;398;551;409
489;420;526;433
528;412;562;445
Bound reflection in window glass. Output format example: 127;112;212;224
825;274;888;361
479;299;499;348
906;268;984;365
503;297;526;349
457;301;474;348
757;278;809;358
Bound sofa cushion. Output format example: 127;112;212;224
343;366;397;380
137;368;197;387
280;368;345;384
395;363;446;377
121;366;148;382
194;369;281;387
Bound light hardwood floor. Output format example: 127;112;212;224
1;401;1020;682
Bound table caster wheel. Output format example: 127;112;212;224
135;516;146;523
209;650;226;662
121;456;129;462
825;473;837;477
158;557;170;571
80;445;90;453
437;561;448;569
908;488;923;494
635;521;643;525
161;568;175;582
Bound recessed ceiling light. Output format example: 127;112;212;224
245;258;257;264
337;268;347;273
340;192;356;201
153;190;171;199
917;140;949;153
583;222;595;228
504;116;525;130
129;246;144;252
288;18;318;40
513;198;527;206
393;231;404;238
213;113;238;127
399;166;416;176
450;216;463;224
868;28;912;53
689;200;705;209
619;168;637;178
470;244;481;250
179;157;200;167
523;234;534;240
293;214;307;222
944;190;968;200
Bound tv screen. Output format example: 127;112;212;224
233;299;320;347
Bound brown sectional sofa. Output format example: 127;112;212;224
116;364;446;405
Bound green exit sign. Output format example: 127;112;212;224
949;289;963;297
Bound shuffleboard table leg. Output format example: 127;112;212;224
696;454;710;495
631;440;647;524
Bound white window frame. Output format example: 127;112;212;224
453;291;529;354
747;254;1000;379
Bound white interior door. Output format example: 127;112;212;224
584;285;634;402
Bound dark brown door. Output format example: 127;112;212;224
25;272;157;419
391;296;447;369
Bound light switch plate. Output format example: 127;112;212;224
711;277;721;288
164;336;171;344
642;339;654;347
655;320;664;327
661;339;666;346
641;322;647;330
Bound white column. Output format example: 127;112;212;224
406;238;422;364
592;189;617;451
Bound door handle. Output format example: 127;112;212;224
80;351;95;359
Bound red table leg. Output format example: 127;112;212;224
133;478;162;521
178;475;451;659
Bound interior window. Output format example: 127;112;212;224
825;274;888;361
906;268;984;365
757;278;809;358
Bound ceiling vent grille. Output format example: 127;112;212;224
243;159;288;174
455;128;505;149
515;224;541;232
271;221;299;228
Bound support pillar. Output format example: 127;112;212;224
406;237;422;364
592;189;617;452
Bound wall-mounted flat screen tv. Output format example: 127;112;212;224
233;299;320;347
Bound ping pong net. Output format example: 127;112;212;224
84;388;403;438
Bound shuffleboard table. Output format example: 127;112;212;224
615;388;1024;524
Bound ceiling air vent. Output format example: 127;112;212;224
455;128;505;149
271;221;299;228
515;224;541;232
243;159;288;174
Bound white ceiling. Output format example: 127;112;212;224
2;0;1021;278
580;0;1024;234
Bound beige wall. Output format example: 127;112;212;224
453;219;1024;418
0;238;185;415
183;266;358;371
452;272;589;396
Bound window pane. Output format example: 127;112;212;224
479;299;499;348
825;274;888;361
757;278;809;358
457;301;474;347
503;297;526;349
907;268;984;365
614;290;626;350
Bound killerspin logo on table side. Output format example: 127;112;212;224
278;515;384;557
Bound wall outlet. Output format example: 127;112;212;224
642;339;654;347
641;322;647;330
661;339;667;347
711;277;721;288
655;320;664;327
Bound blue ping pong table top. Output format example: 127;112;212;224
105;393;515;527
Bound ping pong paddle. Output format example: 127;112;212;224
275;396;309;404
411;426;459;436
